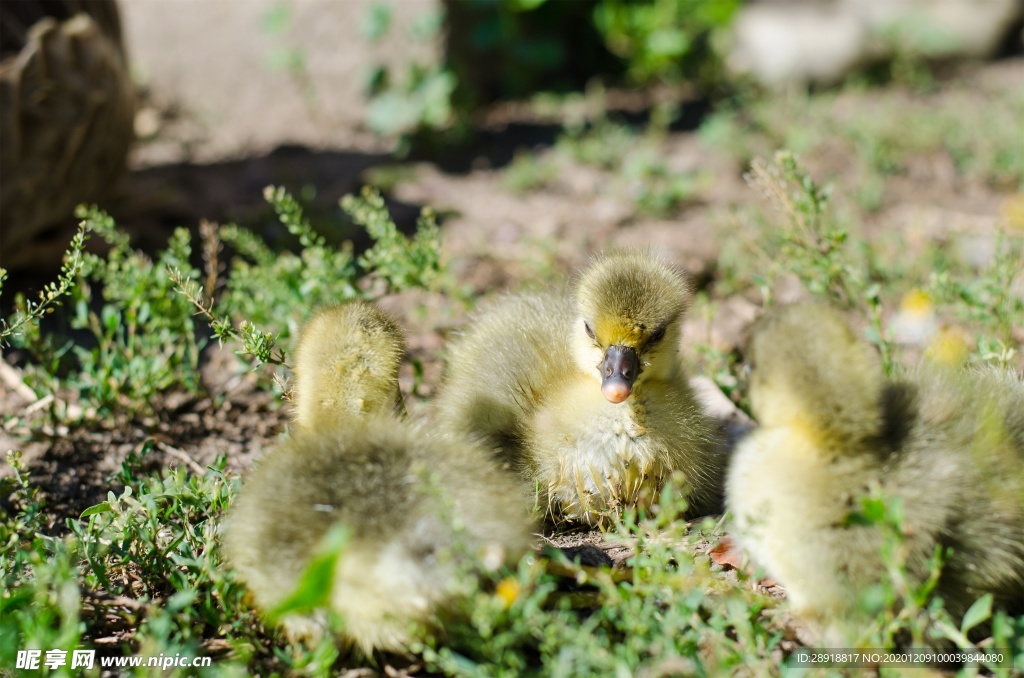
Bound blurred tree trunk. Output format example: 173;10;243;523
1;0;134;268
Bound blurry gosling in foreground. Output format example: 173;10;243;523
727;302;1024;636
223;302;535;654
437;251;723;525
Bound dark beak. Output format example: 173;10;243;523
600;345;639;404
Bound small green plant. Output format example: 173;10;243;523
867;15;959;91
622;147;699;217
930;230;1023;369
0;222;90;349
701;83;1024;198
172;185;442;385
4;209;202;420
557;117;639;170
0;446;307;674
840;489;1017;673
593;0;740;86
0;451;86;671
261;1;319;120
503;152;561;194
745;151;897;372
843;491;952;649
421;481;780;674
551;112;702;217
745;153;845;300
347;187;443;295
66;207;203;417
363;0;740;146
363;2;459;148
366;65;458;146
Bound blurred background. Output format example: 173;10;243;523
1;0;1022;367
2;0;1021;267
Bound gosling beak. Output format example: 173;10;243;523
600;345;639;404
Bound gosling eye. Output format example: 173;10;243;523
584;320;595;341
647;326;666;345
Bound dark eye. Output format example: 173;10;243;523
584;321;595;340
648;326;666;344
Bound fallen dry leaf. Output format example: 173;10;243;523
709;537;781;589
708;536;745;570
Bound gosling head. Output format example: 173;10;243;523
572;251;692;404
292;301;406;429
746;302;884;443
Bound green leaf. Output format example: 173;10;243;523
262;2;291;33
268;523;351;620
367;90;423;137
960;593;993;634
80;502;112;518
167;589;199;613
409;8;443;41
508;0;549;11
360;2;392;42
101;305;120;333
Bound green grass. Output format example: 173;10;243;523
699;78;1024;209
2;71;1023;675
503;103;704;218
0;187;447;675
719;150;1023;374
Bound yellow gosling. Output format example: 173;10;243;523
728;301;1024;638
291;301;406;430
223;302;535;653
437;250;723;525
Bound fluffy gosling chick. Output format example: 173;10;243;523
728;302;1024;635
437;251;722;524
291;301;406;429
224;302;534;653
223;423;534;654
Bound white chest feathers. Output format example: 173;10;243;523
530;377;666;523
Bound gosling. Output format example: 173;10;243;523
223;302;534;654
727;301;1024;636
291;300;406;429
436;250;723;525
